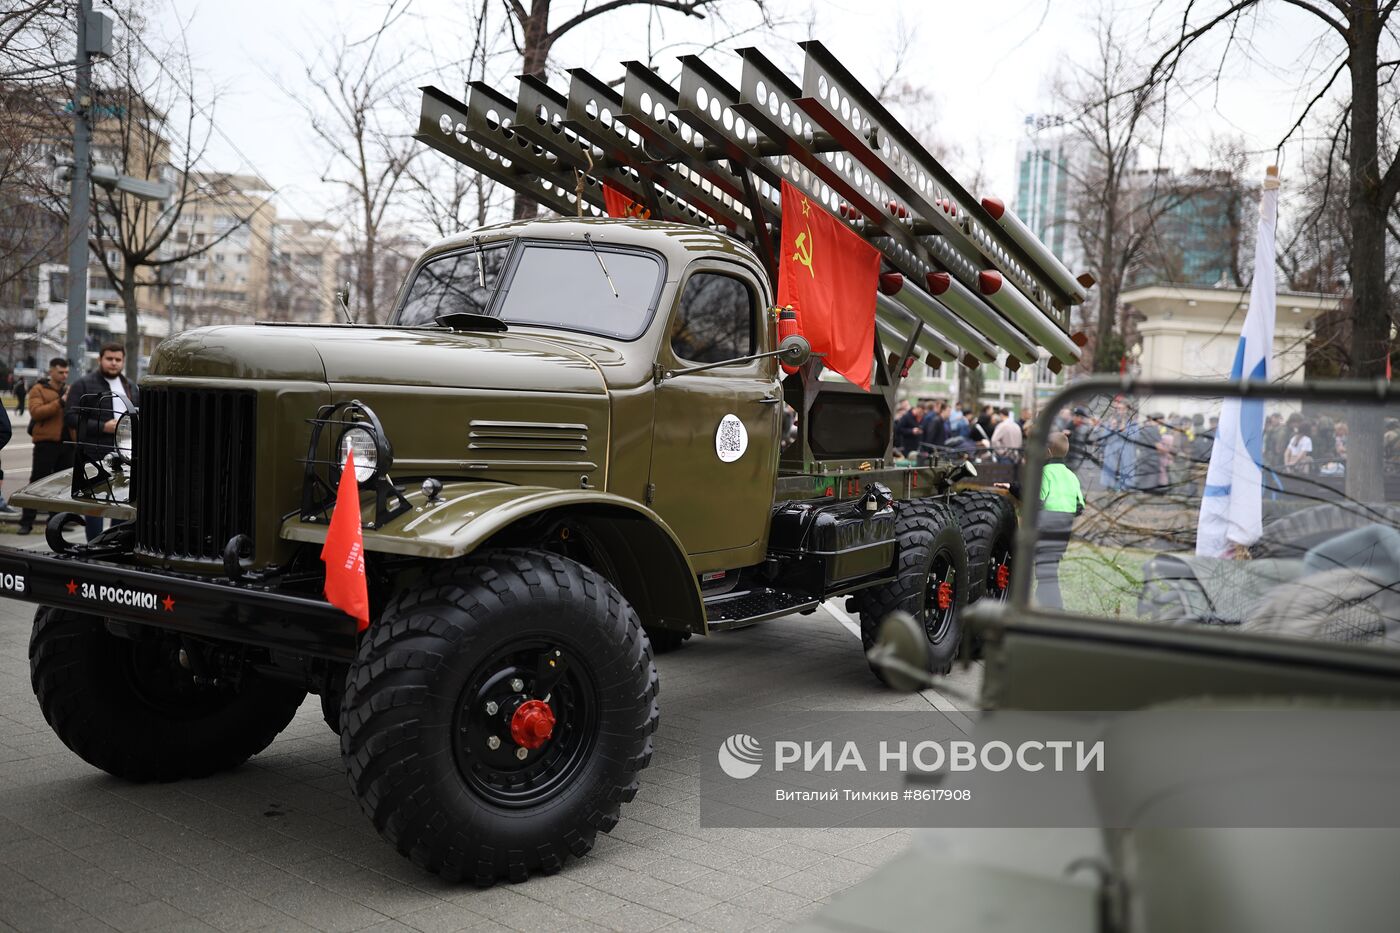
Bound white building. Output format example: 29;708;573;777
1120;282;1338;414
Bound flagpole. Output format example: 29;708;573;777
1195;165;1279;559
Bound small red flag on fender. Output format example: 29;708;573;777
603;182;651;219
321;450;370;632
775;179;879;390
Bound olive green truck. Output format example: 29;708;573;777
0;43;1087;882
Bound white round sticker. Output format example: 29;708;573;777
715;414;748;462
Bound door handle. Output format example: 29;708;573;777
756;396;782;405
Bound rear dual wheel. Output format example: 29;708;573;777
949;490;1018;658
340;548;658;884
852;500;970;683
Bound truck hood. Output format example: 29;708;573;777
150;324;608;395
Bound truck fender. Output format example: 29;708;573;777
281;482;706;636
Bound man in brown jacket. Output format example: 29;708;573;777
18;357;72;535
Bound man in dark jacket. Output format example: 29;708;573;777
17;358;72;534
894;403;923;456
919;401;949;460
65;343;139;540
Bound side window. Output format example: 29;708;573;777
670;273;756;364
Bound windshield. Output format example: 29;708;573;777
496;243;664;340
1018;385;1400;654
397;243;509;327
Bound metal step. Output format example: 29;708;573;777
705;588;820;631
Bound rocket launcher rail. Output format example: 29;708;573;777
414;41;1090;368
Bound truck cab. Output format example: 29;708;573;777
390;217;784;570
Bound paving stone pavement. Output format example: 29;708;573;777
0;530;979;932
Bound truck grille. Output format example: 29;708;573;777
133;387;257;561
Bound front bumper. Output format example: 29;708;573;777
0;546;357;661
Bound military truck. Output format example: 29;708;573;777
0;43;1088;882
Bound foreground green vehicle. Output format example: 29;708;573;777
0;44;1085;882
807;377;1400;933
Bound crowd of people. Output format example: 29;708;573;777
892;400;1031;465
894;394;1370;497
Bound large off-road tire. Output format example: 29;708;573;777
1254;503;1400;560
851;500;969;683
950;489;1018;604
949;490;1017;659
29;607;306;782
340;548;659;885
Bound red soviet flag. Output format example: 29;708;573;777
775;179;879;390
321;449;370;632
603;182;650;219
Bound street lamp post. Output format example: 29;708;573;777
65;0;113;373
65;0;93;373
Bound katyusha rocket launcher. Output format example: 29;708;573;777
415;40;1092;374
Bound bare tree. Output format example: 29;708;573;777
403;1;506;236
0;0;67;84
0;2;69;364
74;17;258;373
298;2;418;323
1054;13;1202;372
1144;0;1400;498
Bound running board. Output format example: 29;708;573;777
704;588;821;631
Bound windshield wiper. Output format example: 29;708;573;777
583;232;619;299
472;235;486;288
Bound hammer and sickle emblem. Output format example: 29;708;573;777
792;226;815;277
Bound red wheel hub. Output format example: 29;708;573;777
935;580;954;611
995;563;1011;591
510;700;556;750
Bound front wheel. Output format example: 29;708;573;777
29;608;307;782
340;548;659;884
853;500;969;683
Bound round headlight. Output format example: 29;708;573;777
114;414;135;461
339;426;379;483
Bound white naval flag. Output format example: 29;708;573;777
1196;168;1279;558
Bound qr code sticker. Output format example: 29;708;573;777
715;414;748;462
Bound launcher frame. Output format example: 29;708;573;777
414;42;1089;467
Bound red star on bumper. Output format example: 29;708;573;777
161;595;175;612
65;580;77;595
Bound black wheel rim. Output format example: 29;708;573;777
920;549;957;644
452;638;599;809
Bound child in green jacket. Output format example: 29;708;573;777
1035;431;1084;609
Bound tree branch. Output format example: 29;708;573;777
1275;54;1349;150
1277;0;1350;38
547;0;710;46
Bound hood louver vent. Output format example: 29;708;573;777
468;420;588;452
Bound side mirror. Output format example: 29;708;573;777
657;332;822;382
777;333;812;368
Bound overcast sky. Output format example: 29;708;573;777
150;0;1343;231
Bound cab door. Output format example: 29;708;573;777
649;262;780;566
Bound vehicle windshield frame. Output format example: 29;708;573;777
394;236;670;340
1008;375;1400;656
